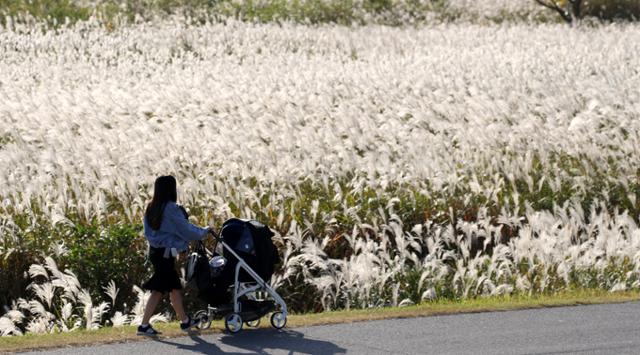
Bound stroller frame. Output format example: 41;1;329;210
193;232;288;333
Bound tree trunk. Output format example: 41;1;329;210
533;0;573;23
569;0;584;21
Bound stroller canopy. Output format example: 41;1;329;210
220;218;279;282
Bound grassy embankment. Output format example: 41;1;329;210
1;289;639;353
0;0;453;28
1;0;638;29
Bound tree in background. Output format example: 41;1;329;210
534;0;584;23
535;0;640;23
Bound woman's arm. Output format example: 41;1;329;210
165;203;209;241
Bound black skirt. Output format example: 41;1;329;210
142;246;183;292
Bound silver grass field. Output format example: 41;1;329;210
1;17;640;336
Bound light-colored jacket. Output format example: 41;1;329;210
143;201;208;253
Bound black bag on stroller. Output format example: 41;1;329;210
187;241;229;307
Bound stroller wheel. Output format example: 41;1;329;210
246;318;261;328
194;310;212;330
225;313;243;333
270;312;287;330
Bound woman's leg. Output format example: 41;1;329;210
141;291;163;325
170;289;189;323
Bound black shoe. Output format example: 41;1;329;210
180;316;198;332
137;324;160;337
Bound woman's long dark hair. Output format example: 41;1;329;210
145;175;178;230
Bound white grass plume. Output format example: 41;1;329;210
103;280;119;307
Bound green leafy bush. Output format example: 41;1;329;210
61;223;149;310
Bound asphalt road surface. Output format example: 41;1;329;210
22;302;640;355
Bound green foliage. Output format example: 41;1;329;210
364;0;393;14
0;216;149;312
61;223;148;309
534;0;640;23
0;250;31;311
396;268;425;304
1;0;639;28
0;133;13;149
2;147;638;313
585;0;640;20
218;0;359;25
0;0;91;27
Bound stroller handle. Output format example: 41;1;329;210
208;227;221;241
192;228;219;255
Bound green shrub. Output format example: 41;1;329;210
0;0;91;27
60;223;149;310
585;0;640;20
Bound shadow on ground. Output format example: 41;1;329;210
154;329;347;354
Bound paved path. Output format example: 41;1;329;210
23;302;640;354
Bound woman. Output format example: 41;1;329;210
137;175;211;336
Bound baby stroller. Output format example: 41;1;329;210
186;218;287;333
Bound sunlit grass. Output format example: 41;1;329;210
1;17;640;337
